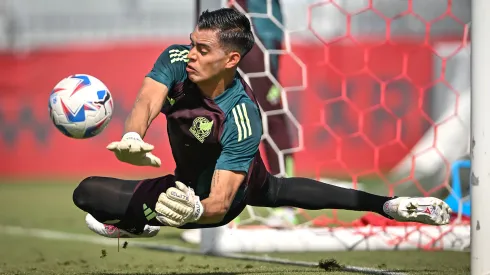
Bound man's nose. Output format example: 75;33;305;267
187;48;197;61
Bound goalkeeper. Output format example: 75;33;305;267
73;8;451;238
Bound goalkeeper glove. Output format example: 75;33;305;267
155;181;204;227
106;132;161;167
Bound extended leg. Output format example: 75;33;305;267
249;174;391;216
248;173;451;225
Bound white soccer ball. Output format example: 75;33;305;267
49;74;114;139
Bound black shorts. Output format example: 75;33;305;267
124;175;252;230
123;156;275;230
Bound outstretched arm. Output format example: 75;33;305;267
196;170;245;224
124;77;168;138
124;44;188;137
106;77;167;167
107;44;188;167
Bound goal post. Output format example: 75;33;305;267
471;0;490;273
195;0;472;253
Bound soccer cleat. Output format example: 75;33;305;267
383;197;452;225
85;214;160;238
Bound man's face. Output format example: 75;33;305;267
186;28;237;84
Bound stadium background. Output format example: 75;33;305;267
0;0;472;274
0;0;470;180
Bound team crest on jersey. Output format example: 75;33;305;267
190;117;214;143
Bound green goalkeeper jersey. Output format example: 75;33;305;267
146;44;268;202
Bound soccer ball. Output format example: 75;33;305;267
49;74;114;139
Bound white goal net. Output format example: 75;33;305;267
185;0;472;253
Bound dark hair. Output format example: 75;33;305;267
197;8;255;57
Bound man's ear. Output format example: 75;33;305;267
224;51;241;69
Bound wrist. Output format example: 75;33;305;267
122;132;143;141
193;198;204;221
196;199;228;224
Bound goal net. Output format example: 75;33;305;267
187;0;472;252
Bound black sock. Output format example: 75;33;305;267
266;175;393;217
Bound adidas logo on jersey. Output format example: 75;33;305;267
143;204;156;221
167;96;175;106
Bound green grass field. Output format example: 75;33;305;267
0;183;470;275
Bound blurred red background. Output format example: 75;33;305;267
0;38;441;180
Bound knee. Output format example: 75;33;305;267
73;176;99;211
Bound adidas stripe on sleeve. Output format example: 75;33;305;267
215;101;262;172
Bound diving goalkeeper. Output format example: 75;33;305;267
73;8;451;238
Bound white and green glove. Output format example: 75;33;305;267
106;132;161;167
155;181;204;227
